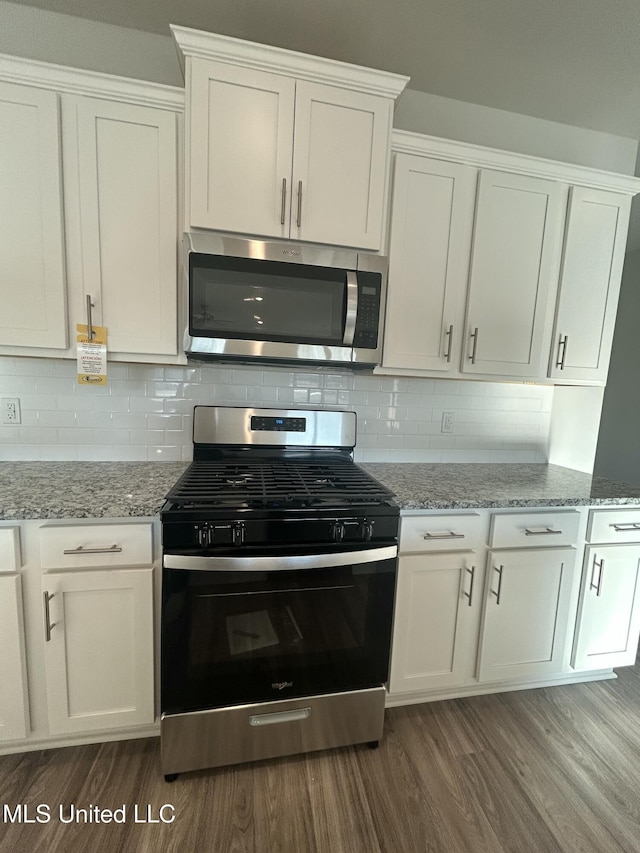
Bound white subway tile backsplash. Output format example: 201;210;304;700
147;414;183;431
0;357;554;463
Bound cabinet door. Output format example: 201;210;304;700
572;545;640;670
65;96;178;355
389;551;481;693
383;155;477;371
463;170;565;377
549;187;631;382
292;81;390;250
0;575;29;742
477;547;575;681
41;568;154;735
0;81;67;348
189;58;295;238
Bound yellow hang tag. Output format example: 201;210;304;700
77;324;108;386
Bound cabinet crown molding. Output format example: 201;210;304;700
392;129;640;196
0;53;184;110
170;24;409;99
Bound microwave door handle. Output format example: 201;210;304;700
343;271;358;345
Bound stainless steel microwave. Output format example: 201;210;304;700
183;233;387;368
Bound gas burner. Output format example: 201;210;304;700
225;476;253;486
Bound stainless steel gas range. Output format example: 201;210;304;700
160;405;399;781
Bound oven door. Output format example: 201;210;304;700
161;546;397;715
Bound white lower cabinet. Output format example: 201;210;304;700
388;506;618;707
0;574;30;743
41;567;154;735
477;547;576;682
572;544;640;670
0;518;157;754
390;550;483;693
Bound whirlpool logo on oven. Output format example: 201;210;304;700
272;681;293;690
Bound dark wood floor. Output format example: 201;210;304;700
2;662;640;853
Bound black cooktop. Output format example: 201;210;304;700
163;457;395;511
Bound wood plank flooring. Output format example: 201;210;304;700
2;662;640;853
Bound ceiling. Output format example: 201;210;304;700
8;0;640;140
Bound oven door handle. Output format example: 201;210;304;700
163;546;397;572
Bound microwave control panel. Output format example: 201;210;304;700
353;273;381;349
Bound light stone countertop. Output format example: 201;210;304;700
361;462;640;510
0;462;189;520
1;461;640;520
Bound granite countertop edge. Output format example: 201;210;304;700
1;461;640;520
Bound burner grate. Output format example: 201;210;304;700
165;458;394;509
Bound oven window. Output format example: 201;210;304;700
161;558;396;714
189;255;347;345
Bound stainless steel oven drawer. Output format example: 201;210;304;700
161;686;385;774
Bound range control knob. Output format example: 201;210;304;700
232;522;246;546
362;519;375;541
195;524;213;548
332;522;345;543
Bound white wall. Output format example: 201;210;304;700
594;249;640;485
0;1;182;85
395;89;638;175
0;0;636;175
0;357;553;464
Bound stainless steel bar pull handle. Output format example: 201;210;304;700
590;556;604;597
463;565;476;607
491;564;504;604
86;294;95;340
611;523;640;532
342;271;358;345
249;707;311;727
524;527;563;536
556;335;568;370
468;327;479;364
280;178;287;225
423;531;465;541
296;180;303;228
62;544;123;555
444;324;454;362
43;591;56;642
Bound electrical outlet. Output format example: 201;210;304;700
441;411;455;433
1;398;21;425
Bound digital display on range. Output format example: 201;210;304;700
250;416;307;432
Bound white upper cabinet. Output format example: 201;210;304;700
63;95;179;356
383;154;477;372
462;170;565;377
173;27;408;251
548;187;631;382
189;60;295;238
384;133;640;384
0;81;67;349
0;56;183;363
290;82;391;249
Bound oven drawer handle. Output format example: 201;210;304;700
163;546;397;572
249;708;311;727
